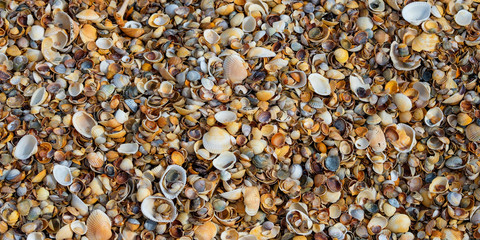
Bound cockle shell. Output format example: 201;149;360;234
393;93;412;112
243;186;260;216
95;38;113;50
384;123;416;153
387;214;411;233
402;2;431;26
425;107;444;127
213;151;237;171
13;135;38;160
242;16;256;33
308;73;331;96
412;33;439;52
429;176;449;194
203;127;233;154
160;165;186;199
454;10;472;26
224;55;248;84
72;111;97;138
76;9;100;21
285;71;307;88
56;224;73;240
141;196;178;223
466;124;480;142
29;25;45;41
367;214;388;235
86;210;112;240
120;21;145;38
194;222;218;240
53;164;73;186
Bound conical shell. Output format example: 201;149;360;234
160;165;186;199
117;143;139;154
213;151;237;171
203;127;233;154
53;164;73;186
308;73;331;96
14;134;38;160
224;55;248;84
425;107;444;127
466;124;480;142
70;220;87;235
243;186;260;216
86;210;112;240
72;111;97;138
412;33;439;52
71;194;89;216
402;2;431;26
454;10;472;26
215;111;237;124
141;196;178;223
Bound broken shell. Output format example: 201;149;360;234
72;111;98;138
204;29;220;44
53;165;73;186
117;143;139;155
308;73;331;96
286;203;313;235
350;74;371;101
247;47;276;58
86;210;112;240
367;214;388;235
215;111;237;124
219;188;243;201
141;196;178;223
14;135;38;160
160;165;187;199
454;10;472;26
429;176;449;194
412;33;439;52
213;151;237;171
402;2;431;26
367;125;387;152
285;71;307;88
387;214;411;233
203;127;233;154
70;220;87;235
425;107;444;127
71;194;88;216
224;55;248;84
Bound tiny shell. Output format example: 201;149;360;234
204;29;220;44
247;47;276;58
215;111;237;124
425;107;444;127
70;220;87;235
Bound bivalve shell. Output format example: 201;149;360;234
224;55;248;84
72;111;97;138
13;135;38;160
203;127;233;154
160;165;187;199
402;2;431;26
53;165;73;186
86;210;112;240
308;73;331;96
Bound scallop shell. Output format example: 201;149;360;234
466;123;480;142
425;107;444;127
30;87;48;106
224;55;248;84
213;151;237;171
412;33;439;52
203;29;220;44
308;73;331;96
215;111;237;124
393;93;412;112
72;111;98;138
71;194;88;216
243;186;260;216
454;10;472;26
202;127;233;154
14;135;38;160
117;143;139;154
70;220;88;235
53;164;73;186
402;2;431;26
86;210;112;240
160;165;187;199
247;47;276;58
141;196;178;223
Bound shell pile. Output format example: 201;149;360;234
2;0;480;239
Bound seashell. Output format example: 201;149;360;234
447;192;462;207
385;123;416;153
285;71;307;88
68;82;83;97
144;51;164;63
308;73;331;96
213;151;237;171
27;232;44;240
412;33;439;52
334;48;349;64
387;214;411;233
95;38;113;50
203;127;233;154
194;222;217;240
247;47;276;58
29;25;45;41
148;13;170;27
390;41;421;71
160;165;186;199
242;16;256;33
86;210;112;240
158;81;174;97
141;196;178;223
224;55;248;84
429;176;449;194
219;188;243;200
76;9;100;21
215;111;237;124
117;143;139;154
14;135;38;160
56;224;73;240
120;21;145;38
79;24;97;43
243;186;260;216
204;29;220;44
349;74;371;101
367;126;386;152
355;137;370;150
466;124;480;142
357;17;373;31
53;164;73;186
328;223;347;239
367;214;388;235
425;107;444;127
454;10;472;26
402;2;431;26
219;28;244;46
30;87;48;106
70;220;87;235
71;194;88;216
72;111;98;138
393;93;412;112
41;37;62;65
471;206;480;224
286;203;312;235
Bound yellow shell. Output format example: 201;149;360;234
334;48;349;64
202;127;232;154
86;210;112;240
194;222;217;240
412;33;439;52
224;55;248;84
466;123;480;142
243;186;260;216
387;214;411;233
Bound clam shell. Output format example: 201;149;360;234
212;151;237;171
117;143;139;155
242;16;256;33
412;33;439;52
429;176;449;194
30;87;48;106
72;111;98;138
86;210;112;240
95;38;113;50
120;21;145;38
56;224;73;240
203;127;233;154
367;214;388;234
14;135;38;160
219;28;244;46
68;82;83;97
247;47;276;58
390;41;421;71
141;196;178;222
53;164;73;186
393;93;412;112
194;222;217;240
454;10;472;26
27;232;45;240
215;111;237;124
224;55;248;84
71;194;88;216
28;25;45;41
243;186;260;216
148;13;170;27
366;126;386;152
160;165;186;199
466;123;480;142
402;2;431;26
350;74;370;101
286;203;313;235
76;9;100;21
70;220;87;235
425;107;444;127
203;29;220;44
219;188;243;200
387;214;411;233
308;73;331;96
285;71;307;88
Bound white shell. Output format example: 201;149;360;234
286;203;313;235
401;2;431;26
71;194;89;216
355;137;370;150
242;16;256;33
425;107;444;127
289;164;302;180
30;87;48;106
70;220;88;235
68;82;83;97
212;151;237;171
204;29;220;44
117;143;139;154
247;47;276;58
454;10;473;26
350;74;370;101
95;38;113;50
14;135;38;160
115;109;129;124
29;25;45;41
72;111;98;138
203;127;233;154
393;93;412;112
53;164;73;186
214;111;237;124
27;232;45;240
219;188;243;200
308;73;331;96
141;196;178;223
160;165;187;199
